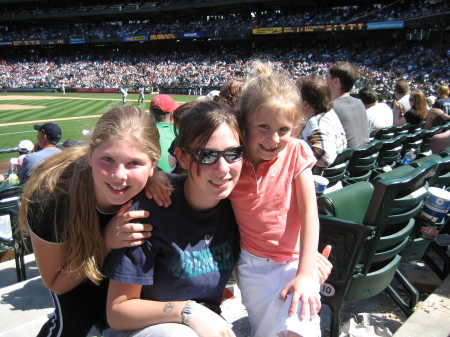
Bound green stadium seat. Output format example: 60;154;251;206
0;185;26;282
317;161;437;336
373;125;396;140
344;140;383;185
372;134;407;175
312;148;354;190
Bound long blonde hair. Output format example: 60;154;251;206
19;106;160;283
237;60;302;138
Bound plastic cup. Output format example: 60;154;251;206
420;187;450;223
313;175;329;197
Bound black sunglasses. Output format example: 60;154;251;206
183;146;245;165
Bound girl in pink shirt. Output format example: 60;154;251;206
229;61;321;337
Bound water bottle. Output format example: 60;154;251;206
7;162;18;176
401;148;416;165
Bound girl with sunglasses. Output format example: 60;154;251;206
147;62;332;337
103;101;244;337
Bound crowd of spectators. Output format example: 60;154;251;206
0;0;448;41
1;38;448;99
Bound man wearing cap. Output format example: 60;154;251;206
150;94;180;172
0;139;35;184
18;122;62;184
17;139;34;166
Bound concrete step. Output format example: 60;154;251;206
0;253;53;337
0;254;103;336
0;253;40;287
0;277;53;337
0;254;54;337
0;253;447;337
393;273;450;337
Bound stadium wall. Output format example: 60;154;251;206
3;88;59;93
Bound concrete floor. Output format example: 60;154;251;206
0;253;448;337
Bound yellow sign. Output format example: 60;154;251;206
252;27;283;35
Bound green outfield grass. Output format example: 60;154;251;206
0;92;197;163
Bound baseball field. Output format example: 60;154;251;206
0;92;197;164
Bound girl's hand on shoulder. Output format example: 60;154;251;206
188;302;236;337
145;170;174;207
279;274;321;321
103;201;152;251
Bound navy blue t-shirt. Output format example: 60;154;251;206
104;176;240;314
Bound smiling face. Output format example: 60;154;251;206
177;123;242;211
245;105;293;167
89;137;155;212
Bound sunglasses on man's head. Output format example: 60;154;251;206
182;146;245;165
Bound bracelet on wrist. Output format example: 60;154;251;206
181;300;195;326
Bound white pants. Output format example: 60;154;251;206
237;250;321;337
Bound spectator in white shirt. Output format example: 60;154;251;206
358;86;393;131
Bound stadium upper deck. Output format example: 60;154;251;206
0;1;447;50
0;0;448;95
0;0;448;30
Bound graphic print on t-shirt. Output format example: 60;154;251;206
170;241;234;278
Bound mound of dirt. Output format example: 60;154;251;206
0;161;9;174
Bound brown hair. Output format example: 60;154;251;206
394;80;410;95
219;79;244;109
297;76;333;113
437;85;449;99
358;86;379;105
327;61;359;93
410;90;428;120
173;101;199;135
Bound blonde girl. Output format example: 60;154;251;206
230;60;321;337
19;106;160;337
